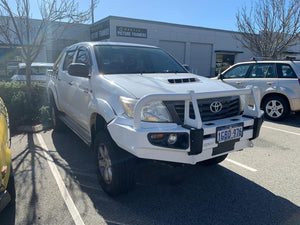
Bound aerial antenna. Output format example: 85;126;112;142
91;0;95;24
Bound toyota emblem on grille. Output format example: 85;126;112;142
210;101;222;113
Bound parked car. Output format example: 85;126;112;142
215;59;300;120
0;97;13;212
11;62;54;84
48;42;263;196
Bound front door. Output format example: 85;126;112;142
67;47;93;131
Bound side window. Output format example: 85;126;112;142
63;51;75;71
223;64;250;79
277;64;297;78
75;49;91;66
53;49;65;70
249;64;276;78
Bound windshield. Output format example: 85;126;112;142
18;66;52;76
94;45;187;74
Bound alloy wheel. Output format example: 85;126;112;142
265;100;284;119
97;144;113;184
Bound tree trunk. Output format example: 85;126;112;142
25;62;32;104
25;62;31;88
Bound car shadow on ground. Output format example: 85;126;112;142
265;112;300;128
49;129;300;225
0;195;16;224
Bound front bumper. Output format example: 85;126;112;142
108;87;264;165
108;115;263;165
290;97;300;112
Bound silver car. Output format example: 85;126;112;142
11;62;54;84
216;59;300;121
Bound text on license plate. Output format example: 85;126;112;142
217;124;243;143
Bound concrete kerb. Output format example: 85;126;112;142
17;123;52;133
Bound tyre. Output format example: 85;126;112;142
262;96;290;121
94;130;136;196
7;163;15;203
199;154;228;166
50;96;65;131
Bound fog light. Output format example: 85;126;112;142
168;134;177;144
148;132;189;149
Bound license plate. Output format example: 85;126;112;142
217;123;243;143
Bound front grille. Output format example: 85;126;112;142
164;96;240;124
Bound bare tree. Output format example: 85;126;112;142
0;0;98;87
236;0;300;59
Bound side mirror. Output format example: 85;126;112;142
218;73;224;80
68;63;90;77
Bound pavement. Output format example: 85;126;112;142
1;114;300;225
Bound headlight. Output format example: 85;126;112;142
120;97;172;122
120;97;138;118
141;101;172;122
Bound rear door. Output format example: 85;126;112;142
56;48;76;113
276;63;300;110
242;63;278;94
222;63;278;92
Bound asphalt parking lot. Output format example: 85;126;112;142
1;114;300;225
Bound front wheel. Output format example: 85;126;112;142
262;96;290;121
94;130;136;196
50;97;65;131
7;163;15;204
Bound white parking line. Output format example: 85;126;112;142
224;125;300;172
262;125;300;136
225;159;257;172
36;133;85;225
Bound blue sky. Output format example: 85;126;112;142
27;0;252;31
81;0;252;31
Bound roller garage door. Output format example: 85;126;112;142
190;43;212;76
159;40;185;64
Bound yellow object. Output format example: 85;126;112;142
0;97;12;211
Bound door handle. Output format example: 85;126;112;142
235;81;242;85
267;82;274;85
68;81;73;86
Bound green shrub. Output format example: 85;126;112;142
39;105;51;125
0;82;50;130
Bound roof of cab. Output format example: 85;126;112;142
68;41;158;49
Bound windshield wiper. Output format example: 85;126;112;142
137;71;187;74
163;70;187;73
139;71;158;74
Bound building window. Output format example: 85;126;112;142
215;53;235;75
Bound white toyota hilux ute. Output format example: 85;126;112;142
48;42;264;196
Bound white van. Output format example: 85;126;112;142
11;62;53;84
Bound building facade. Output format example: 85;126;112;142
1;15;299;79
90;16;300;76
91;16;255;77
